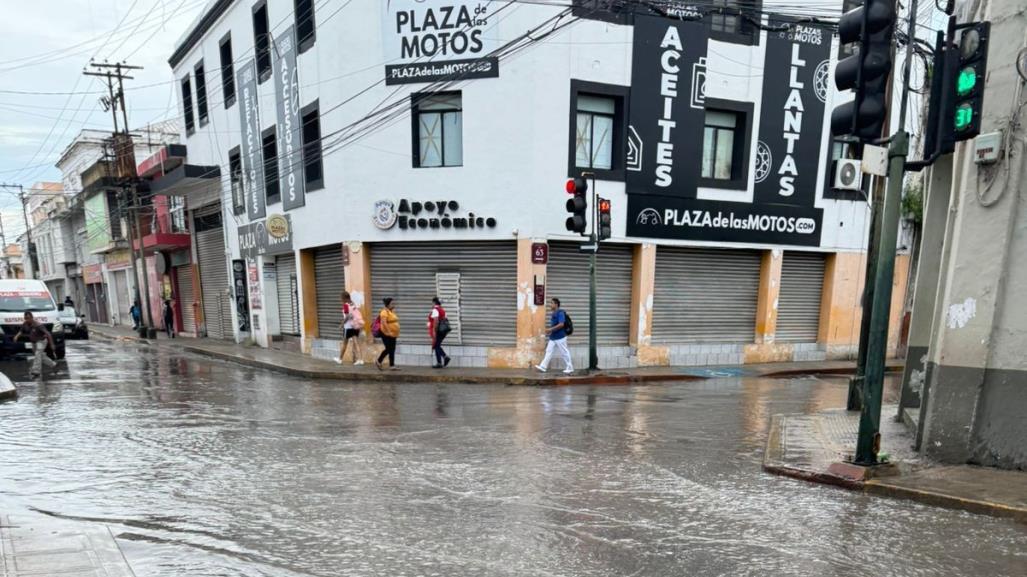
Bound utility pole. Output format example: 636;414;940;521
0;183;34;279
853;0;919;465
85;61;154;337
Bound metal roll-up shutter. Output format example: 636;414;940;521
652;247;761;343
777;251;826;343
114;270;131;322
276;253;299;335
314;245;345;339
196;228;232;339
546;242;633;345
175;265;197;334
371;241;517;346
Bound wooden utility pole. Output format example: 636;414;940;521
85;61;155;337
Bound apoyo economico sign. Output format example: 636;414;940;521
383;1;501;85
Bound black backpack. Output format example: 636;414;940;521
563;312;574;336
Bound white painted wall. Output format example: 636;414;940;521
171;0;867;255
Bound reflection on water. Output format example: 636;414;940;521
0;341;1023;576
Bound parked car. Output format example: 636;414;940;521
57;305;88;340
0;279;66;360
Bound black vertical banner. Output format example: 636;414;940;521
626;15;708;198
753;22;832;207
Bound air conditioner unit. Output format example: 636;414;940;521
833;159;863;191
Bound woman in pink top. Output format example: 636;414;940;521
336;291;365;365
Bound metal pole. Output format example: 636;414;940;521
588;173;598;371
19;190;36;280
848;178;884;410
132;188;155;334
854;0;918;465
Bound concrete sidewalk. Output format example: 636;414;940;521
763;406;1027;523
0;514;135;576
89;324;901;386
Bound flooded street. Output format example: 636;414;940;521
0;340;1024;576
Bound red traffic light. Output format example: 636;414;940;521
599;199;611;212
566;177;588;195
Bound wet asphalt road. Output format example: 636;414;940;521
0;340;1024;576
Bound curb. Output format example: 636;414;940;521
864;480;1027;523
179;344;707;387
760;364;904;378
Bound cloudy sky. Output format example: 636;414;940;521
0;0;208;242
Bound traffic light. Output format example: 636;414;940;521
565;177;588;235
831;0;897;141
597;197;612;241
951;22;989;141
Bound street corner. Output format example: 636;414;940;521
761;407;917;490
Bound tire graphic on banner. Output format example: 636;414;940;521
754;141;772;184
814;60;830;104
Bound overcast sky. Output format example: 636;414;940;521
0;0;207;241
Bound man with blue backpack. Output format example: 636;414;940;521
535;297;574;374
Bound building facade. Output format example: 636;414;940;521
897;0;1027;470
164;0;910;367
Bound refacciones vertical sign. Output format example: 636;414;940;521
237;58;266;220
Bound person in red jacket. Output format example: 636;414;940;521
428;297;451;368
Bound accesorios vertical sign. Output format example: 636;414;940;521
237;59;266;220
753;22;832;207
626;14;708;198
273;25;305;211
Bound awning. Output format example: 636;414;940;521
149;163;221;197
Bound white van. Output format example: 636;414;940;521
0;279;67;360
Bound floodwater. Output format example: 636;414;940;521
0;340;1024;576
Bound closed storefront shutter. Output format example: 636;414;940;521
175;265;196;334
314;245;345;340
371;241;517;346
652;247;761;343
546;241;633;345
777;252;826;343
196;229;231;339
276;253;300;336
113;270;131;322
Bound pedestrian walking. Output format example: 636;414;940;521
374;297;400;371
130;299;142;330
14;311;58;378
535;297;574;374
336;291;364;365
428;296;451;368
162;299;176;338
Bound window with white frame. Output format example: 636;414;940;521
575;94;615;170
414;93;462;168
701;109;739;180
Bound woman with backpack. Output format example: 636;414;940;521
337;291;364;365
427;297;451;368
374;297;400;370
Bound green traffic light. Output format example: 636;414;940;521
957;67;977;96
955;103;974;131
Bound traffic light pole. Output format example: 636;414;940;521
587;173;598;371
855;130;907;464
854;0;918;465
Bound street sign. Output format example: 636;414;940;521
579;244;599;253
531;242;548;264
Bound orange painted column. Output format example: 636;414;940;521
299;248;318;352
754;249;783;344
818;251;866;358
630;243;656;347
343;242;372;324
489;238;547;368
